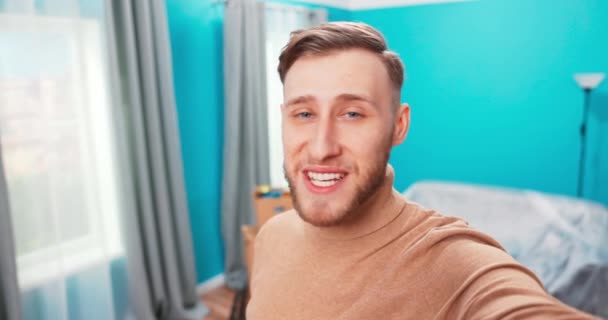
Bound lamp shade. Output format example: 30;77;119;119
574;73;605;90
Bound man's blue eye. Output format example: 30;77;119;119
346;112;362;118
297;112;313;119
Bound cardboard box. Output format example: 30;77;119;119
253;187;293;226
241;225;259;280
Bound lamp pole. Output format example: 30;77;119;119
573;72;605;198
577;88;591;198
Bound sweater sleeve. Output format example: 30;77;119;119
453;262;598;320
419;222;599;320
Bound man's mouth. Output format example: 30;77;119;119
305;171;347;188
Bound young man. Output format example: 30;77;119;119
246;22;595;319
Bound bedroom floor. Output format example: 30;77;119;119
202;286;237;320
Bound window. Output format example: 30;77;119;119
0;14;123;289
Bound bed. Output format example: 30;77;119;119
403;181;608;318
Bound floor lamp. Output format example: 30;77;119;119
573;73;605;197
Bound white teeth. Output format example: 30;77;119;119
306;171;345;186
310;179;338;188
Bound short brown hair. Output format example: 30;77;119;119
277;22;405;103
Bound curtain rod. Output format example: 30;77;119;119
211;0;326;14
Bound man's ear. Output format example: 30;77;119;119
392;103;410;146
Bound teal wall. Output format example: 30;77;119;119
166;0;226;283
165;0;351;283
351;0;608;204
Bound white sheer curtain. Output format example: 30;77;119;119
0;1;132;319
264;3;327;188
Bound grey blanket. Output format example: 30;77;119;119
554;264;608;319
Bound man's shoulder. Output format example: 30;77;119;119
403;201;505;251
401;202;516;272
401;205;548;305
255;209;300;245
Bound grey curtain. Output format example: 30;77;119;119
107;0;207;319
0;148;20;320
222;0;271;289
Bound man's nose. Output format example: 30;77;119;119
308;117;340;161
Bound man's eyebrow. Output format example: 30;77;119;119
284;93;376;108
285;95;316;108
335;93;376;106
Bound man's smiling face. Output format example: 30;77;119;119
281;48;408;227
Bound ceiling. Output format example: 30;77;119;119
298;0;473;10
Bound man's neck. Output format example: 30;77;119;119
302;165;406;241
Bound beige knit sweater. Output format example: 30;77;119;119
247;173;595;320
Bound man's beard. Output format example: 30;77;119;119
283;143;392;227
